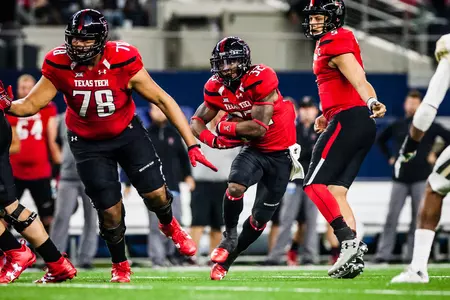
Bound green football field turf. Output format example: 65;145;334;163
1;265;450;300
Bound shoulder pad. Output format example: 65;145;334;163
244;64;278;101
320;28;356;57
43;46;72;70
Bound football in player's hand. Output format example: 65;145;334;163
226;115;245;123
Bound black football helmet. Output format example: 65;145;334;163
65;9;109;63
210;36;251;86
302;0;346;39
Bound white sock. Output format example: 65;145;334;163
410;229;435;272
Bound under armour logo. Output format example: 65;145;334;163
98;70;107;75
75;72;84;78
236;93;243;99
128;123;133;129
71;136;78;142
224;125;231;132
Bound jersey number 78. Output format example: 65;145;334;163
73;89;116;117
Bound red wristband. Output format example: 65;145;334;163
199;129;216;148
252;119;269;131
218;121;237;137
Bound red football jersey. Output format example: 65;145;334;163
41;41;144;140
313;27;366;120
7;103;57;180
204;64;296;152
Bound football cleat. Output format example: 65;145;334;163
341;241;368;279
328;238;359;278
210;263;228;280
287;249;298;266
211;229;238;264
35;255;77;283
0;243;36;283
391;267;429;283
159;217;197;256
110;261;132;283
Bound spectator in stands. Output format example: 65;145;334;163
190;111;240;265
6;74;61;233
50;113;98;269
102;0;125;26
123;0;149;26
374;90;450;263
146;103;195;266
265;96;319;266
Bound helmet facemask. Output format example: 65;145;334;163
210;55;249;86
65;33;106;63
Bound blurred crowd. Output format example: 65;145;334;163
16;0;152;26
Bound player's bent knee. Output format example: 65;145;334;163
0;203;37;233
85;181;122;210
227;183;246;198
142;186;173;214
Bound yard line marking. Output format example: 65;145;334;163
5;283;450;296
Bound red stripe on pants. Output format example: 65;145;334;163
321;122;342;159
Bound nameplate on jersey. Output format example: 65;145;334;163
74;80;110;88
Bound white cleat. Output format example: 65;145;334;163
391;267;429;284
328;238;359;278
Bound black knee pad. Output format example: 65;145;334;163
143;187;173;214
98;204;126;244
0;204;37;233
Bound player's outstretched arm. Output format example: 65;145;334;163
191;102;245;149
8;76;57;117
216;90;276;139
398;57;450;162
331;53;386;119
130;68;198;146
130;68;218;171
9;126;20;154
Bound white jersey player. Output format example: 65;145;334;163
391;34;450;283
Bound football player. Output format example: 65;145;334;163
0;82;76;284
7;74;61;233
190;36;299;280
0;9;216;283
301;0;386;278
391;33;450;283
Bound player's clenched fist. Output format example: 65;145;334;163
0;81;13;111
314;115;327;133
368;99;387;119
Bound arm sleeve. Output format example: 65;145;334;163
376;123;394;159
